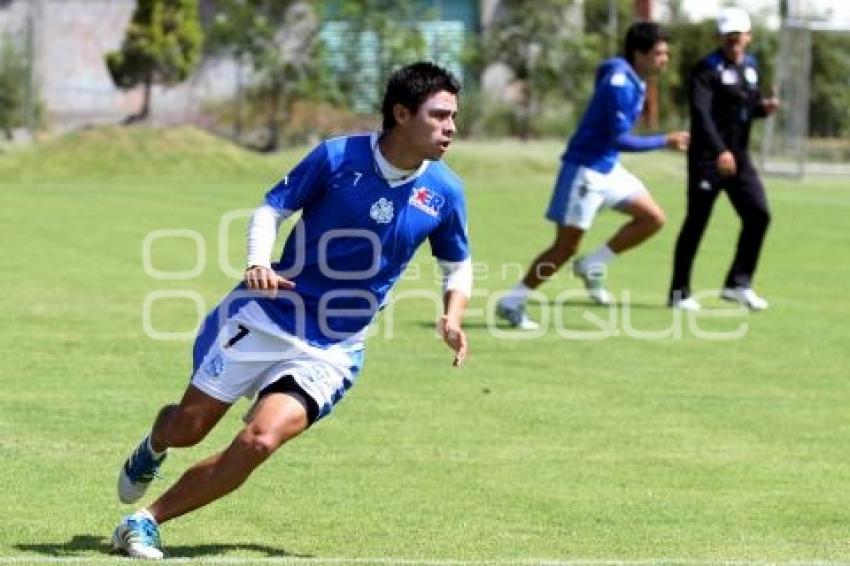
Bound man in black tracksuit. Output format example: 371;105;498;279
668;7;779;311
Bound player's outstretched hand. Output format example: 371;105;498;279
244;265;295;298
438;315;467;368
666;131;690;151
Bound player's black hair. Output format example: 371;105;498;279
624;21;669;64
381;61;461;131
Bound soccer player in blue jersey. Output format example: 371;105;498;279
111;62;471;559
497;22;689;329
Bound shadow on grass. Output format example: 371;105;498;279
166;543;311;559
539;298;667;310
414;301;668;331
16;535;112;556
413;300;669;329
15;534;311;558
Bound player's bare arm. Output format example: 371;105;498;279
439;289;468;368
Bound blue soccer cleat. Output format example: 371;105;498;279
117;436;167;504
111;512;164;560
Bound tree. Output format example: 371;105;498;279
106;0;203;123
663;20;775;128
207;0;325;150
583;0;632;56
483;0;597;139
0;37;30;134
665;0;688;24
328;0;430;113
809;32;850;138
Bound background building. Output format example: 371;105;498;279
0;0;484;131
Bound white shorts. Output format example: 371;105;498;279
191;301;365;424
545;161;648;230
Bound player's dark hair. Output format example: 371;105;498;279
381;61;461;131
624;21;669;64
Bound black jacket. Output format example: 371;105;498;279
688;49;769;163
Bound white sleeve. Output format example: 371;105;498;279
246;204;289;268
437;257;473;299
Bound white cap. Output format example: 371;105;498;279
717;7;751;34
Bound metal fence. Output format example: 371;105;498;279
761;19;850;177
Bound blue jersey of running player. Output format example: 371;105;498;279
563;57;652;173
252;133;469;347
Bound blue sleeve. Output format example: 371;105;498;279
264;143;329;212
428;189;470;262
615;132;667;152
604;79;636;139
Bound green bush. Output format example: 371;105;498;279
106;0;203;122
0;37;31;132
528;99;579;139
809;32;850;138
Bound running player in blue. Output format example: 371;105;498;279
111;62;471;559
497;22;689;329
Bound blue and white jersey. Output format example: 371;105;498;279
252;133;469;348
563;57;647;173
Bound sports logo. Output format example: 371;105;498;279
721;69;738;85
409;187;444;218
370;197;394;224
610;72;627;87
578;183;589;198
204;353;225;377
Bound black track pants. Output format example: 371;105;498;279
669;159;771;299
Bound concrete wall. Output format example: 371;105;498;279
0;0;239;130
0;0;486;131
0;0;27;39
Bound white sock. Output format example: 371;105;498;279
580;245;616;273
133;508;157;525
146;436;167;459
501;283;532;309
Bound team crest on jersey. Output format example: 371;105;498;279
610;72;626;87
409;186;444;218
370;197;394;224
721;69;738;85
578;183;589;198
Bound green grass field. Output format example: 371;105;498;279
1;127;849;564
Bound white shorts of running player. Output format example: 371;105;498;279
545;161;648;230
191;301;364;423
